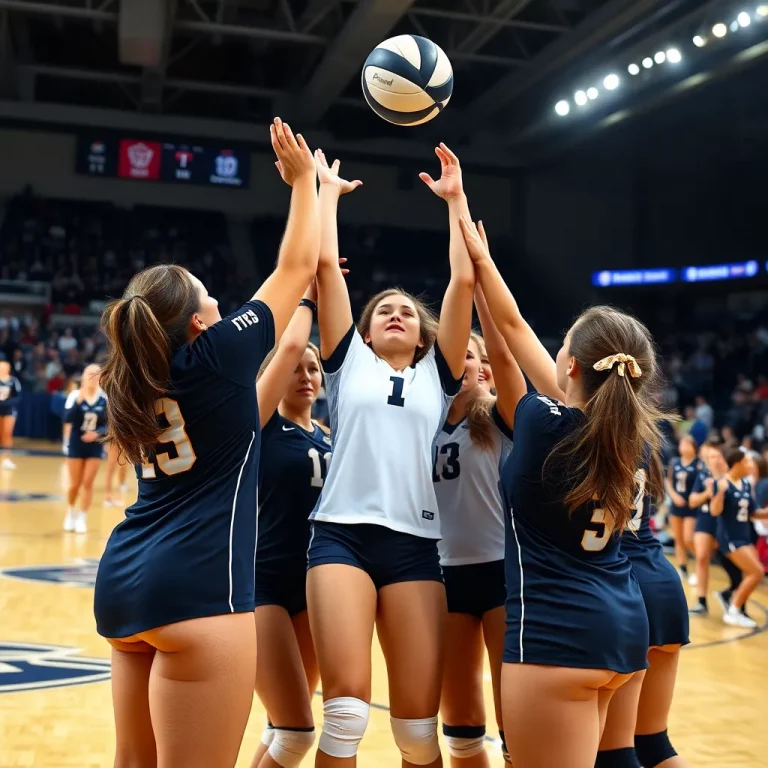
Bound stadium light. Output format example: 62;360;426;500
603;73;620;90
642;57;654;68
654;51;666;64
574;90;588;106
555;100;570;116
738;11;751;26
587;87;599;100
666;48;682;63
628;63;640;75
758;5;768;18
693;35;707;46
730;20;740;31
712;22;727;37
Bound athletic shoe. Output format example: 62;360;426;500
74;512;87;534
2;458;16;470
688;603;708;616
687;572;698;587
723;606;757;629
715;590;732;613
62;509;76;532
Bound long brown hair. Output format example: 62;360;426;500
100;265;200;465
357;287;438;365
547;306;670;532
464;333;495;452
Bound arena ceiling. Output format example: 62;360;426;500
0;0;763;164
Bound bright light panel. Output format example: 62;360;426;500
693;35;706;47
628;63;640;75
758;6;768;18
654;51;666;64
587;87;599;100
712;22;727;37
738;11;751;26
555;100;570;116
642;57;654;68
666;48;682;63
574;90;588;106
604;73;620;90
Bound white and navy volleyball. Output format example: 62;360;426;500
362;35;453;127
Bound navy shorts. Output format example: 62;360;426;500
0;406;17;418
255;561;307;617
669;504;696;519
695;511;718;537
67;443;104;460
443;560;505;618
307;521;442;590
718;536;752;554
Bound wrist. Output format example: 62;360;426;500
299;297;317;314
446;191;467;206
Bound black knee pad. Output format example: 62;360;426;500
595;747;641;767
634;730;677;768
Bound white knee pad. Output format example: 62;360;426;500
444;735;486;759
318;697;370;759
391;716;440;765
268;728;315;768
261;723;275;747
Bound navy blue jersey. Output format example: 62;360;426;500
64;391;108;454
621;472;689;647
94;300;275;639
669;457;702;505
0;376;21;414
257;412;332;579
717;478;755;547
502;393;648;673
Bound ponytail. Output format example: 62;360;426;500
546;306;671;532
100;265;200;466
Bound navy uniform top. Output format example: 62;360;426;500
0;376;21;412
669;457;702;506
63;390;108;451
690;468;714;515
94;300;275;639
257;412;332;579
717;478;755;545
502;392;648;673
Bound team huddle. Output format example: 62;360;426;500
87;118;766;768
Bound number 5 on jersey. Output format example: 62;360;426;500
142;398;197;479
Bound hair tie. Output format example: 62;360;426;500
593;353;642;379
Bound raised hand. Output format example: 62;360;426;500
459;216;492;265
270;117;316;187
315;150;363;195
419;143;464;201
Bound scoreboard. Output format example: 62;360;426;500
76;134;250;189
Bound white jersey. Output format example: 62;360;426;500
311;326;460;538
434;405;513;565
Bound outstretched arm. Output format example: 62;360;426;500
253;118;320;342
459;216;564;402
474;265;526;428
420;143;475;379
314;150;362;360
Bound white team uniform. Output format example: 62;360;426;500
311;326;460;538
434;407;513;565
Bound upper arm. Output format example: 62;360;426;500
194;300;275;387
253;269;311;344
436;278;475;380
317;258;354;360
431;342;464;396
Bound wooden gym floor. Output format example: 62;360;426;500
0;441;767;767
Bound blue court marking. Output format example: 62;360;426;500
683;599;768;650
0;491;62;503
6;448;65;458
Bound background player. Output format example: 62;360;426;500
711;448;768;628
475;336;496;396
0;359;21;470
598;473;690;768
666;436;701;585
93;118;320;768
435;265;524;766
306;144;474;768
251;276;340;768
62;363;106;534
459;216;669;768
104;443;129;507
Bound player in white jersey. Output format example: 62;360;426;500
306;144;475;768
435;277;525;767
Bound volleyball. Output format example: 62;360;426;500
361;35;453;126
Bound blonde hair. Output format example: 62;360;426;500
463;332;496;452
357;288;438;365
257;341;322;381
